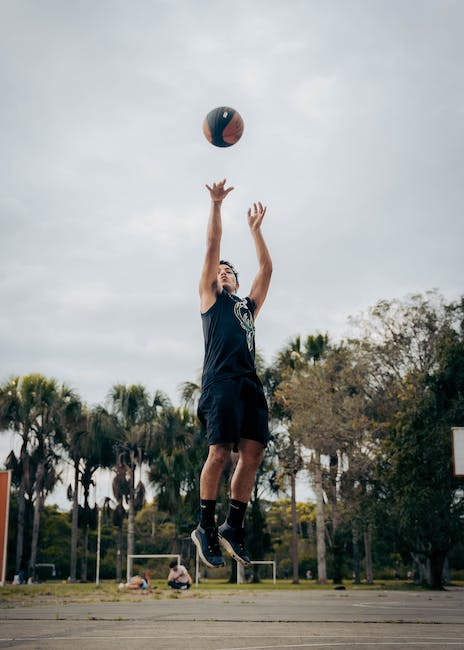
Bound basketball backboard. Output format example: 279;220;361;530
452;427;464;477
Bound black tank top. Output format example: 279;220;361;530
201;290;256;389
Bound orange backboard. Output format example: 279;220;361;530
0;470;12;586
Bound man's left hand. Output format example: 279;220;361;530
247;202;267;231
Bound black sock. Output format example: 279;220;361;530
227;499;247;529
200;499;216;528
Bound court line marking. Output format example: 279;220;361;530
0;635;463;643
353;602;463;612
216;640;463;650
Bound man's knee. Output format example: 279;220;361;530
238;440;264;470
207;443;232;467
245;453;264;472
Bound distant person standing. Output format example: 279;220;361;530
191;179;272;569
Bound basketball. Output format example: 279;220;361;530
202;106;244;147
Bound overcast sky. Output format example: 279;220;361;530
1;1;463;502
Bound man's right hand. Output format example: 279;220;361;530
205;179;234;203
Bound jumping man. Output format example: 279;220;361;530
191;179;273;568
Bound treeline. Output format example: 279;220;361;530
1;291;464;588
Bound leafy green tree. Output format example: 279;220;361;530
38;505;71;579
354;292;464;588
280;343;369;583
269;334;331;583
266;499;317;578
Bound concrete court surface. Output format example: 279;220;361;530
0;589;463;649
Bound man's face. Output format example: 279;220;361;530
218;263;238;293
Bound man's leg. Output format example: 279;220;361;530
200;443;232;500
192;443;232;568
219;439;264;566
230;439;264;502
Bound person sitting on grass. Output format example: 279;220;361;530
167;560;192;590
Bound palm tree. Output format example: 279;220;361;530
28;377;79;577
63;400;87;583
3;446;38;574
109;385;166;562
0;374;77;576
0;376;34;573
66;405;116;581
148;404;202;542
178;380;201;412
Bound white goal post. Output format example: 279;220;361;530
237;560;276;584
126;554;181;581
192;548;277;586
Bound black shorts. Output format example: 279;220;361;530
197;374;270;451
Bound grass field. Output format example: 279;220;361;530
1;578;462;604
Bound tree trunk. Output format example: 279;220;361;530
29;461;45;577
15;466;27;573
69;461;79;582
352;523;361;584
430;550;446;590
442;557;449;586
127;462;136;559
80;469;92;582
329;454;339;532
364;524;373;584
116;524;123;583
290;468;299;584
314;450;327;583
329;454;343;584
411;552;430;586
81;527;88;581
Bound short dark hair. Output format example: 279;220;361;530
219;259;239;284
169;559;178;568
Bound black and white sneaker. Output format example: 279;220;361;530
191;524;225;568
218;521;251;567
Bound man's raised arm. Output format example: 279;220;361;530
247;201;272;319
199;179;234;313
